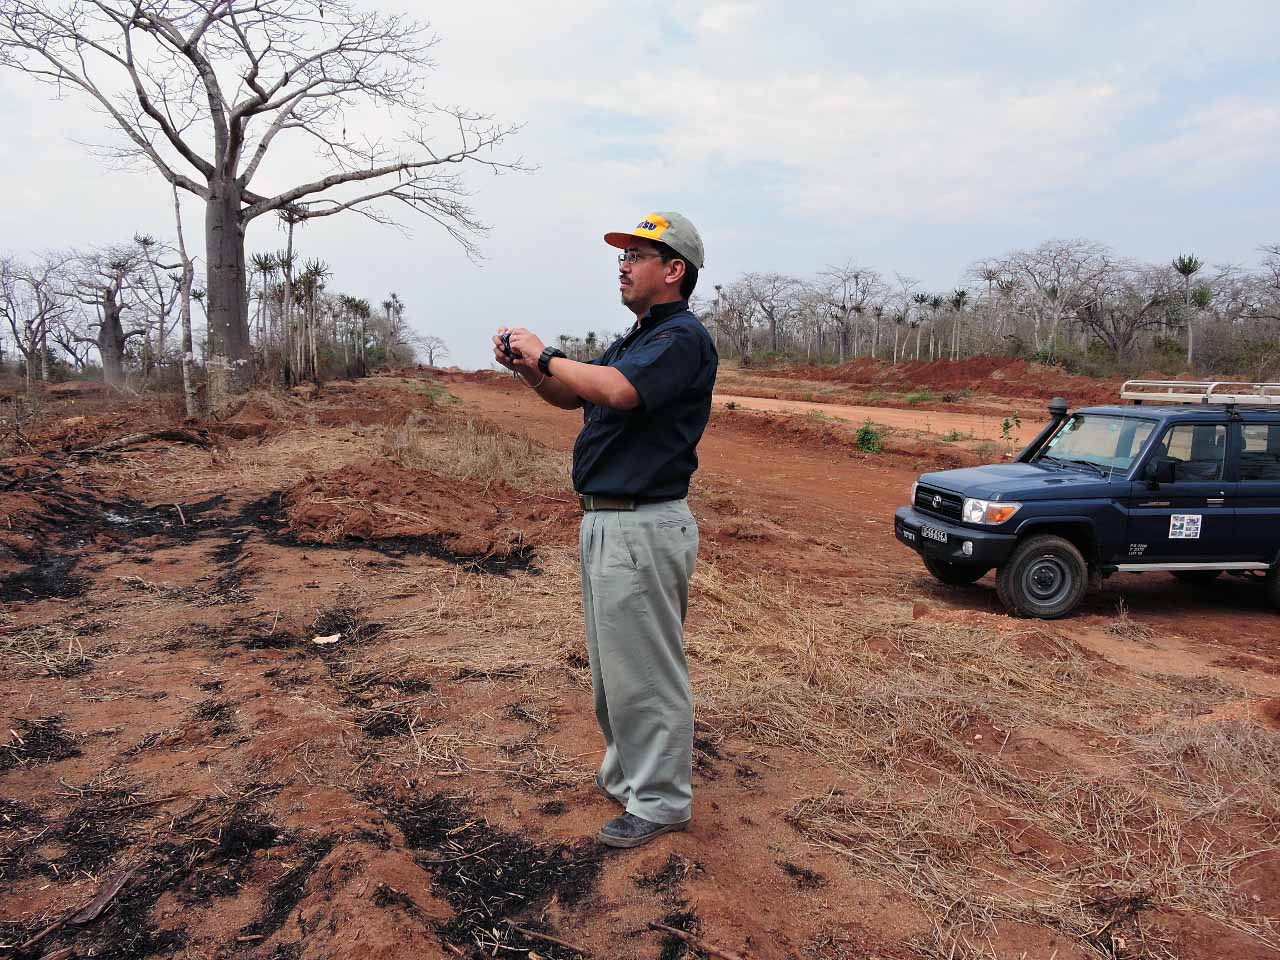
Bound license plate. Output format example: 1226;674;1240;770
921;525;948;543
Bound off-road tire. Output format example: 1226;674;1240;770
1172;570;1222;585
996;535;1088;619
923;556;989;586
1265;567;1280;611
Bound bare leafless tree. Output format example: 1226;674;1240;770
69;245;150;388
741;273;802;356
0;254;72;393
418;335;449;367
0;0;523;408
818;263;884;362
999;239;1112;355
1074;263;1172;358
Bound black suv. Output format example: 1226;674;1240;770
893;381;1280;618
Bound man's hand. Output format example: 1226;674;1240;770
506;328;546;376
492;327;517;370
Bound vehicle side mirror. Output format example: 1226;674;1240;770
1146;457;1176;486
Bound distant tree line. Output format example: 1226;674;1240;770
0;227;440;411
690;240;1280;380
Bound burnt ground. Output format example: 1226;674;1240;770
1;368;1279;960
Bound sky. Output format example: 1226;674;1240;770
1;0;1278;370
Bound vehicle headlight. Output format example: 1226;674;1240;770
909;481;918;504
962;498;1022;525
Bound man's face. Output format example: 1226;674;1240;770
618;239;674;312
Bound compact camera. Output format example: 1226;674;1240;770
500;331;522;360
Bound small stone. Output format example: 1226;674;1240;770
1088;739;1099;747
973;734;983;741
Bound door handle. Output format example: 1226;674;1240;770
1206;498;1225;505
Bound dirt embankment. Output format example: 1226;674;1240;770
743;356;1126;407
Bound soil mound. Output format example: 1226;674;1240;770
281;460;579;562
710;407;985;469
751;356;1125;407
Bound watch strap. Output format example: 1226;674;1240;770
538;346;566;376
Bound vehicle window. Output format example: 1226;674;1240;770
1152;423;1226;482
1038;414;1156;475
1238;423;1280;481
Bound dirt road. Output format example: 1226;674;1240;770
713;393;1040;444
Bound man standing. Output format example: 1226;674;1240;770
493;212;717;848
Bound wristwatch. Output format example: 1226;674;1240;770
538;346;567;377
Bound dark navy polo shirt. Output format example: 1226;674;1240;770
572;300;718;500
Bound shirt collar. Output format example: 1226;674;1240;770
639;299;690;327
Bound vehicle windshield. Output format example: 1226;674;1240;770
1035;414;1156;477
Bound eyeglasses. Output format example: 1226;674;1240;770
617;250;665;265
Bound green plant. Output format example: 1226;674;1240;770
865;389;887;405
1000;415;1022;444
940;430;972;443
856;421;884;453
905;389;936;406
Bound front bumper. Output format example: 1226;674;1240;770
893;506;1018;569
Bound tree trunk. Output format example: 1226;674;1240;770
98;293;128;388
205;180;253;410
174;187;199;418
22;317;34;394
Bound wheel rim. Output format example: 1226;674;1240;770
1022;553;1072;607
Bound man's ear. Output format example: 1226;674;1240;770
664;258;686;288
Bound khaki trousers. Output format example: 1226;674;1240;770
579;499;698;824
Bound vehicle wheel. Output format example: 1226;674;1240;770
996;535;1088;619
1172;570;1222;585
923;556;989;586
1266;567;1280;611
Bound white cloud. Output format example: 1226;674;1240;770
1112;97;1280;190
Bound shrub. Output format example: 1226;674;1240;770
905;389;937;405
856;421;884;453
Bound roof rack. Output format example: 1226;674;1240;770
1120;380;1280;406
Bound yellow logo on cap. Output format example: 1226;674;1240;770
633;214;669;239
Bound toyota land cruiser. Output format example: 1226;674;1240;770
893;380;1280;618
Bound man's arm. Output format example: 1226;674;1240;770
498;327;641;411
492;329;583;409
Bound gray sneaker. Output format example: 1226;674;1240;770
598;812;689;849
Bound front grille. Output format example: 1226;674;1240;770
915;485;963;521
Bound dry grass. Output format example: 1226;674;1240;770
0;623;104;679
1104;598;1157;644
378;411;571;493
377;549;1280;955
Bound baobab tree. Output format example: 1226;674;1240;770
419;335;449;367
0;0;522;408
70;246;150;388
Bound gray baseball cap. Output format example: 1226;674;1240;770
604;211;705;270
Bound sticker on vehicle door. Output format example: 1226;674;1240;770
1169;514;1202;539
